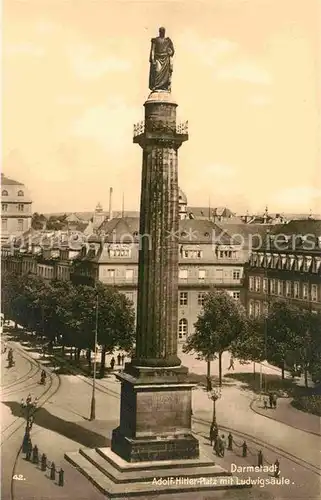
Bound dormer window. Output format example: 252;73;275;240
133;231;138;237
2;190;8;196
18;190;24;196
204;232;210;237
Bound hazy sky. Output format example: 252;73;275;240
3;0;321;215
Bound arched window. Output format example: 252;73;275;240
178;318;188;340
2;190;8;196
18;190;24;196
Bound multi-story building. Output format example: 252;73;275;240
244;219;321;316
2;230;82;282
1;174;32;242
2;211;274;341
71;217;252;341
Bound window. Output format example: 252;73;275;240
248;300;254;317
18;219;23;231
107;269;115;278
277;280;283;296
2;190;8;196
249;276;254;291
286;281;291;297
183;249;203;258
233;269;241;280
263;278;268;293
294;282;299;298
198;269;206;280
2;218;7;231
270;279;276;294
18;204;24;212
109;245;131;258
302;283;308;300
179;269;188;279
18;190;24;196
2;203;8;211
180;292;188;306
254;301;261;317
198;292;206;306
219;250;234;259
178;318;188;340
233;291;240;300
311;285;317;302
125;269;134;280
255;277;261;292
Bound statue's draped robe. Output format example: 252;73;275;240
149;37;174;91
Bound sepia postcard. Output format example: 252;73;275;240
1;1;320;500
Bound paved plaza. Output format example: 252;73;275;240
1;331;320;500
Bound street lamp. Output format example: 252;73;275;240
89;291;99;421
208;387;221;426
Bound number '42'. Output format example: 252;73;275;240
13;474;25;481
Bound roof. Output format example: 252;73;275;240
271;219;321;236
186;206;235;218
218;222;275;248
98;217;232;244
1;174;24;186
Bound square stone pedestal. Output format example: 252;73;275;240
111;364;199;462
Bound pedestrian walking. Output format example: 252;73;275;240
272;394;277;409
269;393;273;409
220;434;227;457
121;354;125;366
263;398;268;410
117;353;121;366
209;423;218;446
110;357;115;370
274;459;280;477
227;357;235;371
214;435;221;456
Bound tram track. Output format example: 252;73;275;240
193;416;321;477
51;358;321;479
3;337;320;486
1;358;41;396
5;346;62;500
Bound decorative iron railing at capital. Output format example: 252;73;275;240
176;120;188;134
133;121;145;137
134;120;189;137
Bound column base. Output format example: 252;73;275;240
111;364;199;463
111;427;199;462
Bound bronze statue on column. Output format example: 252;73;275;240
149;27;174;92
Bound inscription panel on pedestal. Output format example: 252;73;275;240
136;389;191;435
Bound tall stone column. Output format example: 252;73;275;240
133;92;186;368
111;92;198;463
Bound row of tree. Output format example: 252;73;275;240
184;289;321;387
1;271;135;377
2;271;320;385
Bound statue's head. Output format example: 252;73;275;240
159;27;165;37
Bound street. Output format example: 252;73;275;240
1;332;320;500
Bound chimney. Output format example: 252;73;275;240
109;187;113;220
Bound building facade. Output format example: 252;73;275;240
1;174;32;242
244;220;321;316
71;217;251;341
